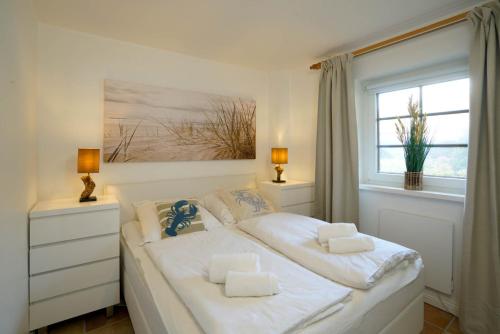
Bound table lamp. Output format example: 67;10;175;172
77;148;100;202
271;147;288;183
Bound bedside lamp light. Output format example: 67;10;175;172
271;147;288;183
77;148;100;202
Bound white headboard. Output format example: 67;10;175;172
105;173;256;223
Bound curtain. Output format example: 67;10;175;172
460;2;500;333
314;54;359;224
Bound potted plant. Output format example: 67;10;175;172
395;97;431;190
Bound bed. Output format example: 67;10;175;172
106;174;424;334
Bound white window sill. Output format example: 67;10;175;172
359;183;465;203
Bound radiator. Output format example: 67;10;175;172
378;209;454;294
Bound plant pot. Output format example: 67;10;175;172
404;171;423;190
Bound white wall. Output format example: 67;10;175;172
36;24;271;200
273;22;471;314
268;69;319;182
0;1;38;333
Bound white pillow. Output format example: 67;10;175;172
199;206;224;231
200;193;236;225
133;200;161;243
218;188;274;222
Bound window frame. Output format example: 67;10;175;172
359;60;468;194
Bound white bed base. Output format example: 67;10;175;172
107;174;424;334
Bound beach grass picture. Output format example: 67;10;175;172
103;80;256;162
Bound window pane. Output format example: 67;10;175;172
422;78;469;114
427;113;469;144
379;118;410;145
378;87;419;118
379;147;405;174
424;147;468;177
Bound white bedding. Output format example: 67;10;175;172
144;228;352;334
121;221;424;334
238;212;420;289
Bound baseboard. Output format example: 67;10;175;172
424;288;458;316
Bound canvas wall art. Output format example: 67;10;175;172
103;80;256;162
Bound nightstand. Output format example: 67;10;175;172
259;180;315;216
29;196;120;331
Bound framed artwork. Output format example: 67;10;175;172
103;80;256;162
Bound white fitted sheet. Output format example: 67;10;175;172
121;222;424;334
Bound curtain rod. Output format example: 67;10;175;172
309;11;469;70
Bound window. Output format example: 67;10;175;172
376;78;469;178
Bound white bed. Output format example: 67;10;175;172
106;174;425;334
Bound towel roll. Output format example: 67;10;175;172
208;253;260;283
225;271;281;297
328;235;375;254
318;223;358;245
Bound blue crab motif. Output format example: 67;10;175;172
232;190;269;213
165;200;198;237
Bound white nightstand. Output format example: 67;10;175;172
29;196;120;331
259;180;315;216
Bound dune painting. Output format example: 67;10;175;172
103;80;256;162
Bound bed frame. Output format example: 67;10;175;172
106;174;424;334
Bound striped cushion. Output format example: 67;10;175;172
156;199;205;238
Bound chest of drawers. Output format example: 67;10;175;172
29;196;120;331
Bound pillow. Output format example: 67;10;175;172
200;193;236;225
199;206;224;231
133;200;161;243
156;199;205;238
218;188;274;222
121;221;146;248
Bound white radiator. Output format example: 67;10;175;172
378;209;454;294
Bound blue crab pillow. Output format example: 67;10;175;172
218;188;274;222
156;199;205;239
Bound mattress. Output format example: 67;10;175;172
121;221;424;334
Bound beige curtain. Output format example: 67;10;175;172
460;2;500;333
314;54;359;223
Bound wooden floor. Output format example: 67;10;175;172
423;303;462;334
45;303;461;333
46;305;133;334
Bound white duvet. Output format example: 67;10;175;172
238;213;420;289
145;228;352;334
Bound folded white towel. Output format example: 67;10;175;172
225;271;281;297
209;253;260;283
318;223;358;245
328;235;375;254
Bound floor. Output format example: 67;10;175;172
45;303;461;334
45;305;133;334
423;303;462;334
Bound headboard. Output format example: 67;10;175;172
105;173;256;223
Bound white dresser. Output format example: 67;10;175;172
29;196;120;331
259;180;315;216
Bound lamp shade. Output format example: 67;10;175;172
271;147;288;164
77;148;100;173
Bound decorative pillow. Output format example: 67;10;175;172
200;193;236;225
133;200;162;243
218;188;274;222
156;199;205;238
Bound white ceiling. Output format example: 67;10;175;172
34;0;481;70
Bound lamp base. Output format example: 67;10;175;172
272;180;286;183
80;196;97;203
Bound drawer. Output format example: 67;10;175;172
30;258;119;302
30;234;119;275
29;281;120;331
281;186;315;207
30;209;119;246
282;202;314;216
